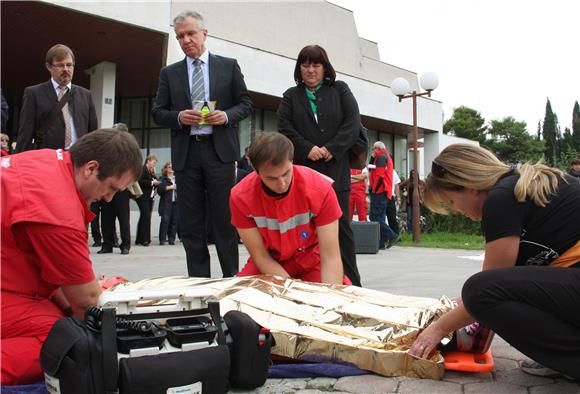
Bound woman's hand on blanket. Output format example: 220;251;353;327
408;322;447;359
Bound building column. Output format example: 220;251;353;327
86;61;116;129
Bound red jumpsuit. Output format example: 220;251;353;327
230;165;350;284
1;150;95;385
349;168;367;221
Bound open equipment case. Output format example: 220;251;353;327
41;287;272;394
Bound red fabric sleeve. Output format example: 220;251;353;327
13;223;95;286
313;188;342;227
230;192;257;229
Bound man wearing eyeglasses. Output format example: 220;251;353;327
15;44;98;152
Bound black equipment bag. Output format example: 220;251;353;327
40;308;118;394
40;302;271;393
118;345;230;394
224;310;273;389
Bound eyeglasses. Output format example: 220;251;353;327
431;160;447;178
51;63;75;69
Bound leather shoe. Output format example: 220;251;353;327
168;241;175;245
97;248;112;254
141;241;150;247
92;241;102;247
120;248;130;255
160;241;166;246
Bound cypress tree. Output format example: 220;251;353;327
542;99;558;166
573;101;580;152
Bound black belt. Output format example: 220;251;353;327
191;134;212;141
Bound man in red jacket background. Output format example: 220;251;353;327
368;141;398;249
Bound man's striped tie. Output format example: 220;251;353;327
191;59;205;102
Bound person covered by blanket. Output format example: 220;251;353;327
230;132;351;285
409;143;580;380
1;128;143;385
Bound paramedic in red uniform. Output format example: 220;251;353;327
230;132;348;285
349;168;368;221
0;128;143;385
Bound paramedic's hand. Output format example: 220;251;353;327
408;321;447;359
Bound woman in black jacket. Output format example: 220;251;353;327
277;45;362;286
157;161;178;245
135;154;160;246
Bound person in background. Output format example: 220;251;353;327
399;169;425;234
16;44;97;152
151;10;253;278
1;89;9;133
157;161;178;246
231;132;349;285
368;141;398;249
238;145;253;172
135;154;160;246
1;133;10;156
277;44;361;286
349;167;368;221
386;168;401;236
1;128;142;385
97;123;133;255
409;143;580;380
569;157;580;179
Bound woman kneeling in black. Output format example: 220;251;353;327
409;144;580;380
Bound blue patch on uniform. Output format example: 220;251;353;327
299;231;310;239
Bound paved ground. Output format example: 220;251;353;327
89;212;579;393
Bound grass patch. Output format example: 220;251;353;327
398;232;484;250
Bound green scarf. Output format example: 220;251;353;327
305;82;323;116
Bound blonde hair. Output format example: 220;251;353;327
425;144;563;215
161;161;173;176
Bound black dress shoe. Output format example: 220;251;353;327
168;241;175;245
120;248;130;255
160;241;166;246
141;241;150;247
92;241;102;247
97;248;113;254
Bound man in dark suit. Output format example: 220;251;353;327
152;11;253;278
16;44;98;152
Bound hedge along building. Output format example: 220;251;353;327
1;0;464;178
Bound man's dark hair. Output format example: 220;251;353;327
293;45;336;85
69;128;142;181
248;132;294;172
46;44;75;65
571;158;580;166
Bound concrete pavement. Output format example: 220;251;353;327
89;213;579;393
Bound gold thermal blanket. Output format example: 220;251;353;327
108;276;454;379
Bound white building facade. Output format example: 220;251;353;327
1;0;470;178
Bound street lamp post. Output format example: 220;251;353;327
391;73;439;243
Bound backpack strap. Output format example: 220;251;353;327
101;308;118;394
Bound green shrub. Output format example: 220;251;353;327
426;211;482;235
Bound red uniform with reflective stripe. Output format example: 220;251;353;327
231;165;348;283
1;149;95;385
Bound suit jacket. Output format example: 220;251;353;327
277;80;360;191
151;54;253;171
16;80;98;152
